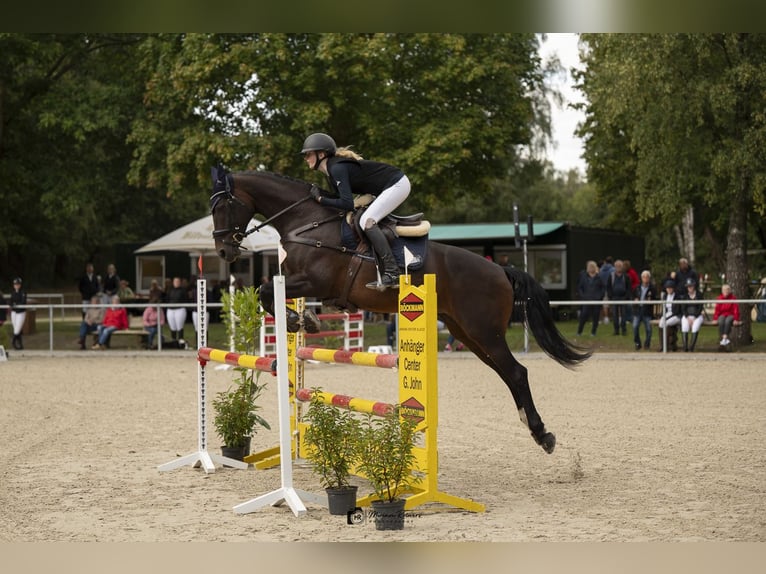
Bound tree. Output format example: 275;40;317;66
577;33;766;344
0;34;205;287
127;33;553;213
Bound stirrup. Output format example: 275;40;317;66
365;273;400;291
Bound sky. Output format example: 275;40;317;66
538;33;587;175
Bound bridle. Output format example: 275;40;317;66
209;178;314;253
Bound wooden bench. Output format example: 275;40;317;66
91;316;149;348
649;318;743;329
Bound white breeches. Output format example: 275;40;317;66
658;315;681;329
11;311;26;335
681;314;704;333
360;175;411;230
167;308;187;331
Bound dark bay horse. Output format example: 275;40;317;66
210;168;591;453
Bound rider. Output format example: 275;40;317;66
301;132;411;289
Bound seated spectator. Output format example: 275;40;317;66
680;277;704;352
142;290;166;349
93;295;128;350
713;284;740;349
77;294;105;350
658;278;682;351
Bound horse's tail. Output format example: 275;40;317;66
504;266;592;368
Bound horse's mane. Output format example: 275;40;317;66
236;169;310;187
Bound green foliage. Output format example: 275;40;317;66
212;379;269;448
0;33;206;287
301;389;362;489
577;33;766;340
127;33;551;211
221;285;263;355
356;407;419;503
213;285;270;446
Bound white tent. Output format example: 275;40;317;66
134;215;280;254
133;216;280;290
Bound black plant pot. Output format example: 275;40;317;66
371;498;406;530
221;437;251;465
325;485;358;516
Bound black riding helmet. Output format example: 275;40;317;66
301;133;336;171
301;133;336;155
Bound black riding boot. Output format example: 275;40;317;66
171;330;177;340
14;334;23;350
689;332;699;352
668;326;678;351
365;224;400;290
682;332;689;352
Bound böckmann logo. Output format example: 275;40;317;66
400;396;425;425
399;293;424;322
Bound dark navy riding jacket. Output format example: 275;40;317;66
320;156;404;212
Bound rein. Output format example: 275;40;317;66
212;178;369;257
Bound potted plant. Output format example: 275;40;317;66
301;388;362;515
212;374;270;460
356;406;419;530
213;285;270;461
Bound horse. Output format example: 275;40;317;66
210;167;591;454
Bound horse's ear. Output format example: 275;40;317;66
211;163;228;192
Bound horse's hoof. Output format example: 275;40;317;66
286;309;301;333
302;309;321;334
532;431;556;454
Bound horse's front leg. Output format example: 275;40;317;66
261;274;321;333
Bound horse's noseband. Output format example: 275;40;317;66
210;189;248;249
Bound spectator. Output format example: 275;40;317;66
623;259;639;327
78;262;101;318
165;277;189;343
713;284;740;350
148;279;163;301
606;259;632;336
658;278;683;352
102;264;120;303
444;334;465;352
631;270;658;350
118;279;135;302
93;295;128;350
624;259;640;292
9;277;27;350
77;294;105;350
598;256;615;324
674;258;699;291
576;260;606;337
679;277;704;352
142;290;166;349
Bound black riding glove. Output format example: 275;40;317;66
309;185;322;203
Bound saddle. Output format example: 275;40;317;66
338;194;429;274
347;194;431;240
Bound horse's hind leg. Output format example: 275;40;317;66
489;347;555;453
447;319;555;453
